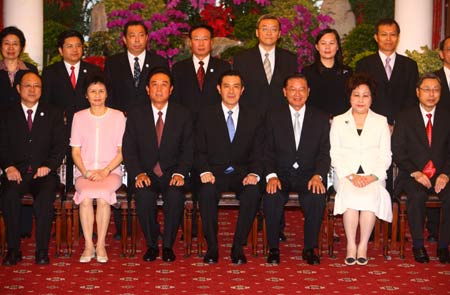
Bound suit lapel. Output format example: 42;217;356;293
14;103;30;134
57;61;75;93
120;53;135;88
413;107;430;149
279;105;296;152
390;54;403;83
31;103;46;133
251;46;269;86
214;105;232;144
139;51;153;87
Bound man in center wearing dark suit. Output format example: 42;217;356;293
122;67;193;263
0;71;67;266
263;73;330;265
104;20;169;115
392;73;450;264
41;30;101;192
195;70;264;264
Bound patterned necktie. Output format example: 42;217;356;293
226;110;235;142
27;109;33;131
263;53;272;84
385;56;392;80
294;112;301;150
133;57;140;88
153;111;164;177
422;113;436;178
70;66;76;89
197;61;205;91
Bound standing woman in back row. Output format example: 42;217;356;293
0;26;38;111
302;28;352;118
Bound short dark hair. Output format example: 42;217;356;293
84;72;108;94
189;24;214;39
256;14;280;29
283;72;308;88
0;26;26;50
375;18;400;35
123;20;148;36
19;70;42;85
439;36;450;50
346;72;376;99
57;30;84;49
416;72;441;88
217;70;244;87
147;67;173;86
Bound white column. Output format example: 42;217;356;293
3;0;43;69
395;0;433;54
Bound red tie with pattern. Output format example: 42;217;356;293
153;111;164;177
197;61;205;91
422;113;436;179
70;66;76;89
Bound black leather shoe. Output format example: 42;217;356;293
231;246;247;265
412;247;430;263
302;249;320;265
437;248;449;264
267;248;280;264
427;235;438;243
279;232;287;242
143;247;159;262
203;249;218;264
2;249;22;266
35;249;50;265
162;248;176;262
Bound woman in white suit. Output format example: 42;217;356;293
330;73;392;266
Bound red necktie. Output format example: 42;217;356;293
27;109;33;131
153;111;164;177
197;61;205;91
70;66;76;89
422;113;436;178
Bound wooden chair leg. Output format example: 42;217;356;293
374;218;381;249
197;216;204;257
382;220;390;259
65;202;73;257
121;205;127;257
391;202;398;250
54;206;62;257
184;206;193;257
399;204;406;259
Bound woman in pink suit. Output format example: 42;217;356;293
70;73;126;263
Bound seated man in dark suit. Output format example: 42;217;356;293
122;67;193;263
195;70;264;264
392;73;450;264
0;71;67;266
263;73;330;265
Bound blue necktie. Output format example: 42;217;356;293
133;57;140;88
226;110;235;142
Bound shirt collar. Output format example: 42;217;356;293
127;50;146;63
21;102;39;114
258;44;275;59
63;60;80;72
193;54;210;67
289;104;306;117
151;102;168;115
419;104;436;122
378;50;396;65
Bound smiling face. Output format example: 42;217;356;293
256;19;281;51
283;77;309;111
146;72;173;107
350;84;372;115
58;36;83;65
315;32;339;62
1;34;22;61
123;24;148;56
86;82;107;108
217;75;244;109
17;72;42;108
374;24;399;56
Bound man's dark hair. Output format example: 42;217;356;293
123;20;148;36
283;72;308;88
217;70;244;87
375;18;400;35
189;24;214;39
416;72;441;88
147;67;173;86
256;14;280;29
0;26;26;50
19;70;42;85
439;36;450;51
57;30;84;49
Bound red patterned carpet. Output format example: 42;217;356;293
1;209;449;295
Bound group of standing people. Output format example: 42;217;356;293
0;13;449;269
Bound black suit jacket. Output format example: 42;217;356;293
264;105;330;183
171;56;231;120
194;104;264;178
356;53;418;125
0;62;38;111
0;102;67;175
122;102;193;180
104;51;169;113
433;68;450;112
392;105;450;191
233;46;297;114
41;60;101;126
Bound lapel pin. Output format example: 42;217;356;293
345;120;349;124
83;69;87;73
145;64;149;68
40;112;45;116
210;68;214;73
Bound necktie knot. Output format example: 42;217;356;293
426;113;432;120
27;109;33;116
228;110;233;116
199;61;204;66
134;57;139;62
386;56;391;64
70;66;75;71
294;112;300;119
265;53;269;58
158;111;163;118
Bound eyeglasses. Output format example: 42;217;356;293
63;43;83;49
259;26;279;33
21;84;42;89
419;87;440;94
191;37;210;41
287;87;307;93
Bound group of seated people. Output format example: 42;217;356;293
0;15;449;269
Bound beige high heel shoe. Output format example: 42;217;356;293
79;249;96;263
95;247;108;263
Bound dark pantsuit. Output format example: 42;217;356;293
264;174;326;250
2;174;58;250
134;175;185;249
404;178;450;245
198;174;261;251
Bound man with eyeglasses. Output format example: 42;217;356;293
392;73;450;264
41;30;101;192
0;71;67;266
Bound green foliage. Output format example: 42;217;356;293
405;46;442;75
348;50;375;70
349;0;394;24
342;23;377;65
103;0;165;18
43;20;68;66
267;0;316;20
233;13;259;42
86;31;123;57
